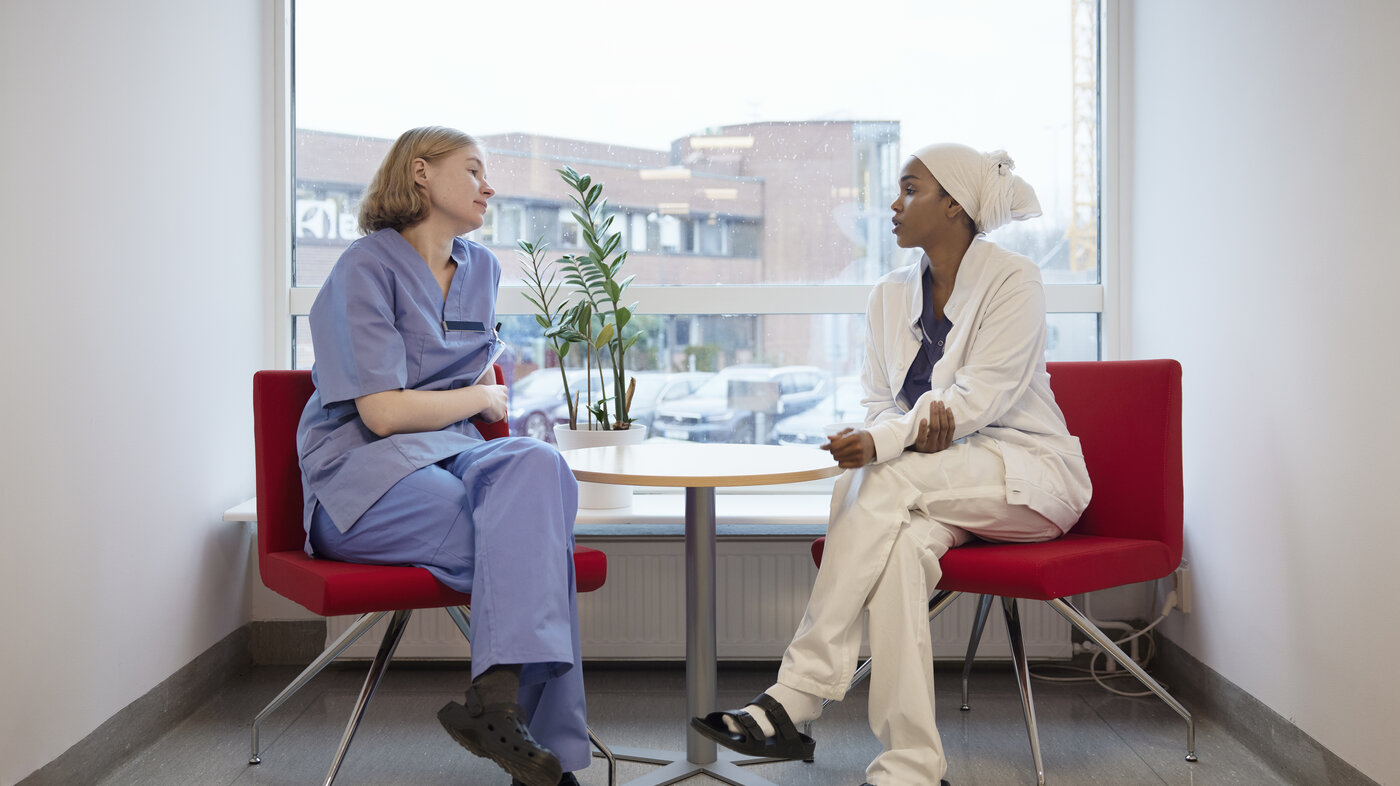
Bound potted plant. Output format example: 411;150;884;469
519;166;649;507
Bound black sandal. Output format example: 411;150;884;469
690;692;817;761
437;687;562;786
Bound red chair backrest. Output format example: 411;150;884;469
252;367;510;561
253;370;316;559
1045;359;1183;563
473;365;510;440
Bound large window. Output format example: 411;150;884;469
283;0;1106;447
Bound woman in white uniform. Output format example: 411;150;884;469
298;126;587;786
693;143;1093;786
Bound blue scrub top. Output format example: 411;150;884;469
296;228;501;534
898;266;953;410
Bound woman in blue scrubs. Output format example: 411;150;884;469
297;126;585;786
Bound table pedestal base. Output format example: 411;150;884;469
597;745;789;786
589;486;791;786
560;448;839;786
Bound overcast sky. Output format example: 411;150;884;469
296;0;1080;214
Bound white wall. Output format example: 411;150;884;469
1127;2;1400;783
0;2;268;784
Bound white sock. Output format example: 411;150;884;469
721;683;824;737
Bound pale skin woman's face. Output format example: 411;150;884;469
889;156;963;252
414;144;495;235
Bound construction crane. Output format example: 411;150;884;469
1068;0;1098;274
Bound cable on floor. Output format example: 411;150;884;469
1028;585;1178;697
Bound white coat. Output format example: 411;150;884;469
861;238;1092;530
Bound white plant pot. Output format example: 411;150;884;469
554;423;648;509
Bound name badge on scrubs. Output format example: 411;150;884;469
443;320;486;332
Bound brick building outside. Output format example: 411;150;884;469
293;120;902;377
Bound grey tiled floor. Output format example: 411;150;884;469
92;661;1290;786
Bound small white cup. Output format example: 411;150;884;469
822;421;863;438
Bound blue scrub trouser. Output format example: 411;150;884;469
309;437;590;771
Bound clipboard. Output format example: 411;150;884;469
474;339;508;385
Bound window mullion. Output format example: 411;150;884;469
290;283;1105;318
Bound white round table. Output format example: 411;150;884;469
560;443;842;786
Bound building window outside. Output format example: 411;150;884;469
285;0;1104;451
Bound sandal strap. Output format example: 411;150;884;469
463;688;525;720
733;710;765;741
750;692;799;742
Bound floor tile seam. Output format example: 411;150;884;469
1073;691;1174;786
243;676;341;772
92;675;282;786
1174;715;1303;786
95;721;255;786
1076;688;1301;785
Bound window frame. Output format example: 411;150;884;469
269;0;1120;370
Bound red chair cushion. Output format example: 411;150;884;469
573;544;608;593
810;535;1170;602
262;552;471;618
263;545;609;618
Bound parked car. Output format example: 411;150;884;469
773;376;865;446
551;370;714;432
652;365;831;444
508;368;584;443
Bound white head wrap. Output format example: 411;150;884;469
911;143;1042;233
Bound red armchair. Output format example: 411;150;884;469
811;359;1193;785
249;367;613;785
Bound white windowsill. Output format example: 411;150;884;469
223;493;831;539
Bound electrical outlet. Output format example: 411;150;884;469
1174;566;1193;614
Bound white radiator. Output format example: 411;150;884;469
324;539;1072;660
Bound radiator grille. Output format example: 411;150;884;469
324;539;1071;660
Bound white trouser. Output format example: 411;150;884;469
776;439;1060;786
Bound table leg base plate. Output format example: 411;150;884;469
594;745;787;786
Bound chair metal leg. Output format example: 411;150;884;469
588;724;618;786
961;594;994;710
320;608;413;786
927;588;961;620
249;610;391;764
1001;597;1047;786
445;604;472;639
1048;597;1198;762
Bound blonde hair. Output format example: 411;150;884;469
358;126;479;234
